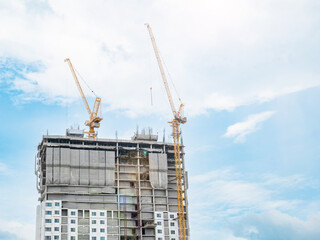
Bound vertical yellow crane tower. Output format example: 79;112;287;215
146;24;187;240
65;58;103;138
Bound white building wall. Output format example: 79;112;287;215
90;210;108;240
38;202;123;240
39;200;62;240
68;209;78;240
155;211;179;240
36;205;41;240
168;212;179;240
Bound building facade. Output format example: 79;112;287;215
35;132;190;240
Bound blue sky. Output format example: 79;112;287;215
1;0;320;239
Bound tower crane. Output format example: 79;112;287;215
146;24;187;240
65;58;103;138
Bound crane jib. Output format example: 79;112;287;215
65;58;103;138
146;24;187;240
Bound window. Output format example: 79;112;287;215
71;220;76;224
92;238;97;240
171;239;176;240
107;211;112;217
54;236;59;240
54;210;60;215
158;238;163;240
157;213;161;218
70;237;75;240
92;220;96;224
46;202;52;207
100;212;105;216
54;219;59;223
170;222;175;227
157;222;162;226
100;220;105;224
100;237;105;240
170;214;174;219
171;230;175;234
157;229;162;234
92;228;97;232
45;219;52;223
113;211;118;218
54;227;59;231
45;237;51;240
92;212;96;216
45;211;52;215
55;202;60;207
45;227;51;231
70;211;76;216
100;228;105;233
70;228;75;232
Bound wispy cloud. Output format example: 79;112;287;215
261;173;311;189
233;210;320;240
190;169;235;183
189;168;319;239
189;168;305;218
191;228;249;240
224;111;275;143
0;162;7;174
0;219;34;240
0;164;37;240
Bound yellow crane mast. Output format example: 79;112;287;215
146;24;187;240
65;58;103;138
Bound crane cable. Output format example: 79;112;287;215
74;67;98;98
158;49;182;104
73;66;103;119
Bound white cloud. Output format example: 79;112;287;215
189;168;316;216
0;165;38;240
224;111;275;142
1;0;320;116
205;82;320;111
262;173;309;189
205;93;247;111
0;219;34;240
191;228;249;240
190;169;235;183
189;168;319;239
233;210;320;240
189;169;301;217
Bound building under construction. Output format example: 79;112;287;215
35;130;190;240
35;23;190;240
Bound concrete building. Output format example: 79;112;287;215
35;130;190;240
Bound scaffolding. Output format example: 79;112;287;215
35;133;190;240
